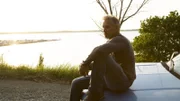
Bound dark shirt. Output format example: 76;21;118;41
84;34;136;82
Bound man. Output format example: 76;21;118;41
70;16;136;101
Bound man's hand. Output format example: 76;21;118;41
79;62;89;76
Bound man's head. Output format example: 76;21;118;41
103;16;120;39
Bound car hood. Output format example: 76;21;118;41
82;63;180;101
131;63;180;90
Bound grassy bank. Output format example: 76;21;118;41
0;54;80;84
0;63;80;84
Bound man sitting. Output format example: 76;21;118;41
70;16;136;101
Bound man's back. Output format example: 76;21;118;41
107;34;136;83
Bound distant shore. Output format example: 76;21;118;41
0;29;139;34
0;39;61;47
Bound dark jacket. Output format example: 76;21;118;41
83;34;136;82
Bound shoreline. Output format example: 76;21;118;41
0;29;139;34
0;39;61;47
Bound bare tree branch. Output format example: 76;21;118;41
123;0;149;22
101;0;108;11
114;6;118;17
90;17;104;37
90;17;103;31
120;0;133;26
119;0;124;22
108;0;113;15
95;0;150;30
96;0;109;15
112;1;120;17
88;0;97;4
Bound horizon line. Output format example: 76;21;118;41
0;29;139;34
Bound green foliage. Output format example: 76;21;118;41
0;54;5;63
0;54;80;83
37;53;44;70
133;11;180;62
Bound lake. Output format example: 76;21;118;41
0;31;139;67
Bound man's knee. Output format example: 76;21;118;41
71;76;89;88
71;77;81;88
94;55;111;63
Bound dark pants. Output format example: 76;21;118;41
70;55;132;101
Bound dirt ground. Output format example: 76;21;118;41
0;80;71;101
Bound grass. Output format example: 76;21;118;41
0;54;80;84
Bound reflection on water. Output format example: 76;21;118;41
0;31;139;67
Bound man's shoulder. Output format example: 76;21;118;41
110;35;129;43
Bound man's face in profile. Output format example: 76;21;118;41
103;20;119;39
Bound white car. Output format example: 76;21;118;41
82;52;180;101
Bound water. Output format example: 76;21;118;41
0;31;139;67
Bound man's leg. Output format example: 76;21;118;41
84;55;131;100
70;76;90;101
104;55;132;92
84;57;107;101
88;55;131;93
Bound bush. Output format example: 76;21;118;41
133;11;180;62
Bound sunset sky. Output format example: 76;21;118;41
0;0;180;32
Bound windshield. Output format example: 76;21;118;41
161;53;180;79
173;54;180;75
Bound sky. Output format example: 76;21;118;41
0;0;180;32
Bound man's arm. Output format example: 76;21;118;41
83;36;125;65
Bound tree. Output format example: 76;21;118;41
133;11;180;62
95;0;150;29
